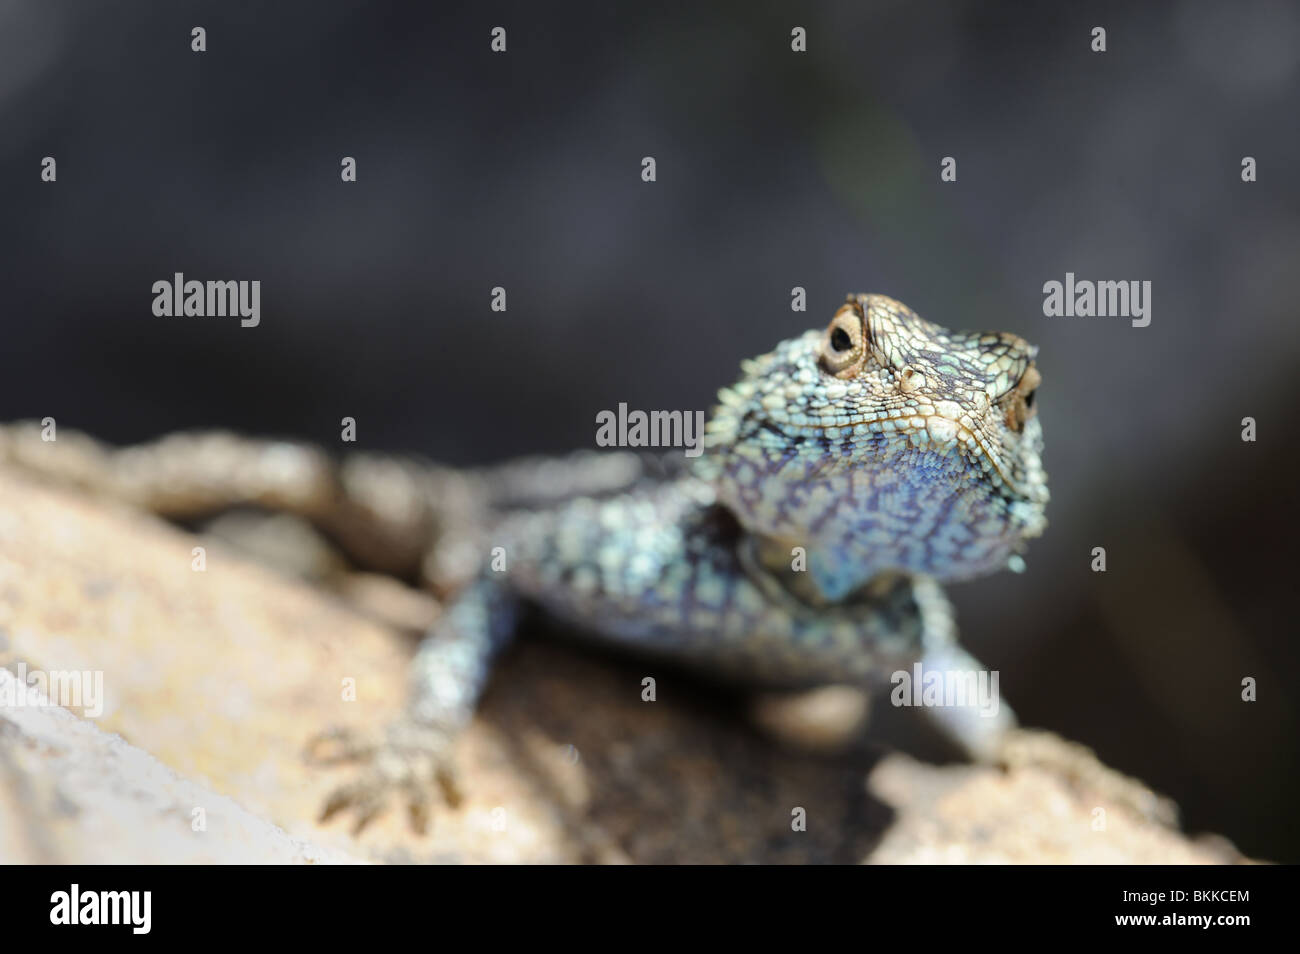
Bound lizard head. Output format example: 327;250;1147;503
703;293;1049;600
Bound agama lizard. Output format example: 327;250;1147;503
1;293;1064;832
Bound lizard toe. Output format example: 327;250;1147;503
311;719;460;834
304;724;381;765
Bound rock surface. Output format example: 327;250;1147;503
0;466;1245;863
0;668;360;864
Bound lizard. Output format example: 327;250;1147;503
5;293;1163;834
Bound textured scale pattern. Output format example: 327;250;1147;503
487;294;1048;690
703;294;1047;599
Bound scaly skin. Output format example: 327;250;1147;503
319;293;1050;829
0;293;1053;832
705;294;1047;595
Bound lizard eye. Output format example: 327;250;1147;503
819;304;866;376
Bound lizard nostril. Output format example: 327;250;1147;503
898;367;926;393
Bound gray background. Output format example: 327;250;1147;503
2;0;1297;860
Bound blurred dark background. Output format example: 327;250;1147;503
2;0;1297;860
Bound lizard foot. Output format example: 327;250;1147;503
305;721;461;835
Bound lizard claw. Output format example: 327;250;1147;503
307;721;461;835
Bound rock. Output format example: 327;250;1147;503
0;668;359;864
0;466;1248;863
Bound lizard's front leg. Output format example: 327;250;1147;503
903;578;1174;822
309;575;518;833
906;575;1017;761
743;572;1160;822
745;571;1018;761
